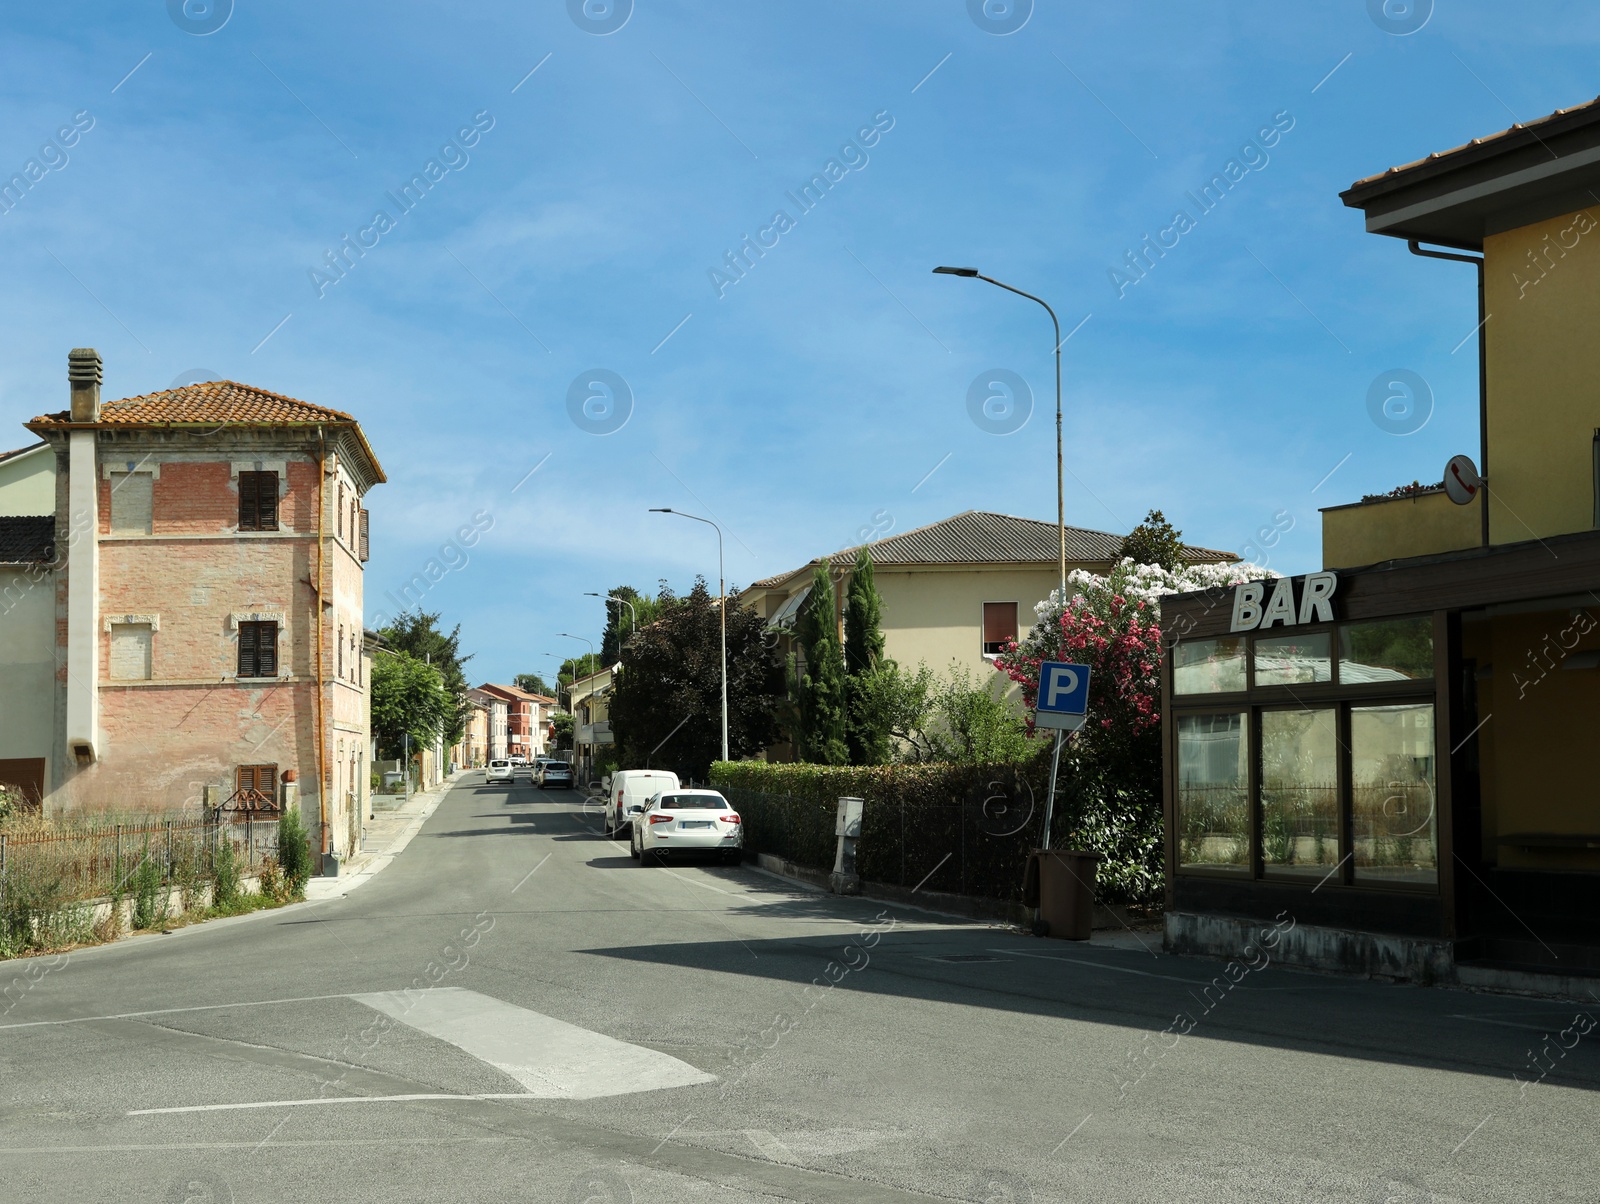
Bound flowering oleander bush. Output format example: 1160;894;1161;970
992;558;1273;901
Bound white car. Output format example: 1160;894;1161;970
605;769;680;838
537;761;574;790
631;789;743;866
485;759;514;784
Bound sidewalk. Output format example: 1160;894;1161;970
304;773;458;902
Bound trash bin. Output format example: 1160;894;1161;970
382;771;404;791
1026;849;1100;940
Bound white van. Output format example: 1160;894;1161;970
605;769;680;838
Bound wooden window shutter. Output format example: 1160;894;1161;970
239;472;257;530
259;621;278;677
259;472;278;530
359;508;369;562
337;483;345;540
238;621;258;676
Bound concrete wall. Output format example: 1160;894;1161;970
1483;206;1600;544
0;445;54;516
1321;489;1482;568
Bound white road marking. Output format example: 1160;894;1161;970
0;993;356;1031
353;987;716;1098
744;1129;803;1164
1;1137;519;1152
130;1093;538;1115
990;948;1212;985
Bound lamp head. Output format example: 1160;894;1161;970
649;507;673;513
933;266;980;277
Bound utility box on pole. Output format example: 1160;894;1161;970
830;796;864;895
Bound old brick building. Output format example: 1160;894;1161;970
14;350;384;866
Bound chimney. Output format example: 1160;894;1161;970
68;347;102;422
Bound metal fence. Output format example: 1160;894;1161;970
0;813;278;913
721;784;1045;903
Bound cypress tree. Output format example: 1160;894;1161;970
795;561;848;765
844;547;891;765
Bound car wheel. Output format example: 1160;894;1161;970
629;838;640;861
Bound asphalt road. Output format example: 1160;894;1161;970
1;770;1595;1203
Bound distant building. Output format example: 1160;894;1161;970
476;683;553;760
0;350;384;872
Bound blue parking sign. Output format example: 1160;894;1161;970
1035;661;1090;730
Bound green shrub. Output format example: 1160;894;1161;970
131;840;166;930
277;805;312;897
212;838;241;910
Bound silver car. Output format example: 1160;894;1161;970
631;789;743;866
538;760;573;790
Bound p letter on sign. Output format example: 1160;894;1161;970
1230;572;1338;633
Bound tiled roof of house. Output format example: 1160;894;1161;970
0;516;55;563
29;380;356;427
26;380;385;485
748;510;1235;589
0;441;46;464
1344;94;1600;195
478;683;553;703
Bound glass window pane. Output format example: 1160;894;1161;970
1340;618;1433;683
1351;703;1437;885
1173;638;1246;694
1260;708;1339;877
1177;712;1249;870
1254;633;1332;686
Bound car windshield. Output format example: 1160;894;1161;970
490;761;509;767
658;794;728;809
546;763;570;771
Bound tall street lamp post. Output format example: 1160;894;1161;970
585;591;638;649
934;266;1069;850
649;507;728;763
558;633;597;780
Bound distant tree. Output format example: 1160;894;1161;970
843;548;891;765
548;711;574;753
514;672;552;696
379;612;472;745
1120;509;1184;572
793;562;848;765
370;651;452;759
609;578;782;780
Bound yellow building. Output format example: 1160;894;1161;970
568;665;615;784
744;510;1234;759
1163;97;1600;986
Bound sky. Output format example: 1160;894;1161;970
2;1;1596;684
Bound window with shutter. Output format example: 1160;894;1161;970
237;620;279;677
337;483;346;540
109;623;153;680
982;602;1018;657
109;472;153;535
235;764;279;812
358;508;369;562
239;471;279;531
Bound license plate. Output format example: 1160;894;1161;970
679;820;712;829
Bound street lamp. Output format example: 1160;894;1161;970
559;633;597;779
584;591;638;648
933;266;1066;599
936;265;1068;853
650;507;728;763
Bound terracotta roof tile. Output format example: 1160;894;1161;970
1345;95;1600;192
29;380;356;428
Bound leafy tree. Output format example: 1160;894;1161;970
923;664;1032;764
370;650;452;758
1120;509;1184;572
609;577;782;780
549;711;574;753
379;612;472;745
843;548;891;765
793;562;848;765
557;654;604;696
514;672;553;696
598;585;667;664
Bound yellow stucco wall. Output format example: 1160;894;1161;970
1483;206;1600;544
874;564;1073;683
1321;490;1481;569
1464;607;1600;871
0;445;55;516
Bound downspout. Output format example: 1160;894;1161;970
315;428;330;862
1407;240;1489;548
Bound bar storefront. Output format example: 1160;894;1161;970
1160;537;1600;983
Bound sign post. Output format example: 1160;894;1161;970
1034;662;1091;850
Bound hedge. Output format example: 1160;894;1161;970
711;754;1162;907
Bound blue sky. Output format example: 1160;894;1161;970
2;1;1595;684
